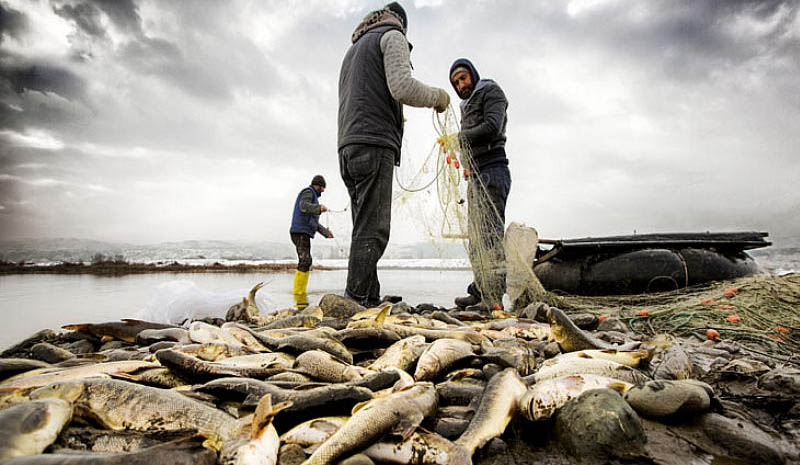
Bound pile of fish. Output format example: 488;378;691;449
1;283;798;465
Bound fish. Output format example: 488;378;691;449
116;367;189;389
532;357;651;385
334;328;401;350
276;334;354;365
543;348;652;368
435;381;485;407
364;430;471;465
30;343;76;364
188;322;244;347
0;436;217;465
196;377;373;430
383;324;485;346
261;315;320;330
280;417;348;451
302;382;438;465
520;374;632;421
219;323;271;351
173;342;255;361
414;339;475;381
0;360;158;392
368;335;428;373
29;378;242;446
62;320;176;343
546;306;638;352
52;427;196;453
294;350;370;383
135;328;191;345
219;394;291;465
0;398;73;459
623;379;717;418
454;368;527;456
225;282;266;324
1;330;59;359
155;350;293;382
0;359;51;382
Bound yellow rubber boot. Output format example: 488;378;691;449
293;270;310;309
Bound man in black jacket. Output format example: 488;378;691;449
448;58;511;309
338;2;449;307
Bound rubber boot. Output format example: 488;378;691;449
293;270;310;310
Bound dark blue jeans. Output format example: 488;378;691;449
339;144;395;305
466;163;511;303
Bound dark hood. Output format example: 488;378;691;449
449;58;480;99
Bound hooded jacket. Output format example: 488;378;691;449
449;58;508;171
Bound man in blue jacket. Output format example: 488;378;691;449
290;175;334;309
448;58;511;310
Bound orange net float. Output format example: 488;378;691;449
453;159;460;169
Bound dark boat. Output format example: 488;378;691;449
533;232;770;295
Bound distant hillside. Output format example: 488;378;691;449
0;238;467;263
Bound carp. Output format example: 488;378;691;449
455;368;526;456
520;374;632;421
0;399;73;459
302;382;438;465
414;339;475;381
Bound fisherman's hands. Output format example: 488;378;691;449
325;231;334;239
319;205;329;213
434;88;450;113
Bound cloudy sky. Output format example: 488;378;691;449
1;0;798;249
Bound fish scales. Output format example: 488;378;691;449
455;368;526;456
32;379;240;442
302;382;437;465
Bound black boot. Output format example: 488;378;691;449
454;294;480;308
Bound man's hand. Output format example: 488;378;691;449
326;231;334;239
434;88;450;113
319;204;329;213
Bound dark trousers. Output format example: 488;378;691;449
339;144;394;305
466;163;511;304
291;233;312;272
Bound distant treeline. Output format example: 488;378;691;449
0;256;309;275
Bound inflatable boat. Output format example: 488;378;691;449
533;232;770;295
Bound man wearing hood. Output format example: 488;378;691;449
290;175;334;309
448;58;511;310
338;2;450;307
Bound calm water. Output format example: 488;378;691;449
0;269;472;351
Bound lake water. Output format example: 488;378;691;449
0;269;473;351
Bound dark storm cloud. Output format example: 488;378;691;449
0;60;86;101
0;2;27;41
53;2;106;38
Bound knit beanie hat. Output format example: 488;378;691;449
385;2;407;29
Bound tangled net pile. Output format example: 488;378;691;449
563;273;800;362
394;107;552;308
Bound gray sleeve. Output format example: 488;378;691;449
299;190;322;215
461;84;508;145
380;30;440;108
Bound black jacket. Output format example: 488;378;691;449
450;58;508;171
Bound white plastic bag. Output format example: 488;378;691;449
135;280;277;325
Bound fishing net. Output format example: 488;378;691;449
392;106;557;308
561;273;800;362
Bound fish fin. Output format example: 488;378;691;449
391;411;424;440
108;372;137;381
447;371;472;382
351;399;372;414
600;349;617;354
248;282;265;306
242;393;262;407
251;394;272;437
607;381;630;394
62;324;89;331
373;304;392;328
577;353;591;359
